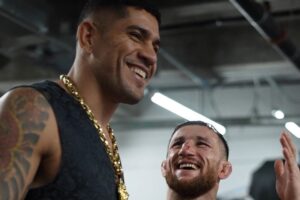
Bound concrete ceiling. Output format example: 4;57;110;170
1;0;300;129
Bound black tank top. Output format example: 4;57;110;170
25;81;118;200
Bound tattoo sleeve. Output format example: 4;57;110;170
0;89;50;199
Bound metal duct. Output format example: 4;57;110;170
229;0;300;71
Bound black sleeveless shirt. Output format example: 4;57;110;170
25;81;118;200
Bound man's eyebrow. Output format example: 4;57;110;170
127;25;160;46
196;136;210;143
170;136;184;145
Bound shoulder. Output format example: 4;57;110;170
1;86;49;105
0;87;51;127
0;86;55;153
0;86;60;160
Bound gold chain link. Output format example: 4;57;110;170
60;75;129;200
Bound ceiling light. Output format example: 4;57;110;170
151;92;226;135
271;109;285;119
285;122;300;138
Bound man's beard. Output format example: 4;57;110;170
165;165;218;198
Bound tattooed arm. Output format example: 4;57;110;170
0;88;60;199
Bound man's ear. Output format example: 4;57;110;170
76;20;95;53
218;161;232;180
161;160;167;177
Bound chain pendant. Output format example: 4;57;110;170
118;179;129;200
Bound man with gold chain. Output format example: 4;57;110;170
0;0;160;199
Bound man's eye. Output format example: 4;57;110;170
130;32;142;41
197;142;208;147
171;142;182;148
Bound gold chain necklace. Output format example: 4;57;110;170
60;75;129;200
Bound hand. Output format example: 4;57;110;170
274;132;300;200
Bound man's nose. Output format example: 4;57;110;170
178;141;195;156
138;45;157;67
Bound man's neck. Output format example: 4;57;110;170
63;66;118;125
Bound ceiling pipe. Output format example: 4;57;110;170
229;0;300;72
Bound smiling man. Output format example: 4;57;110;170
161;121;300;200
0;0;160;199
161;121;232;200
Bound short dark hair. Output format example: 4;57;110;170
168;121;229;160
78;0;161;25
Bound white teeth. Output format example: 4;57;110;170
179;163;197;170
130;67;147;79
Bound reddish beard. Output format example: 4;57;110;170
165;164;219;198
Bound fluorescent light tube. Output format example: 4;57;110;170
151;92;226;135
285;122;300;138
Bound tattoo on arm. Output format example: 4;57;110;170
0;89;50;199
